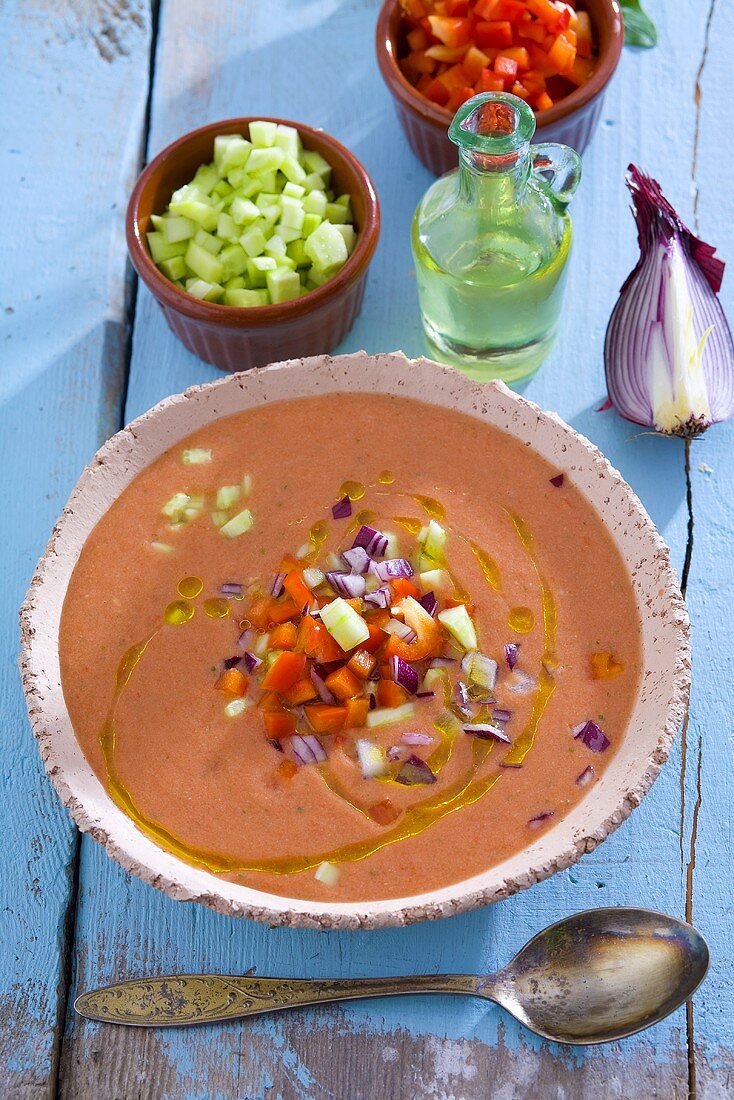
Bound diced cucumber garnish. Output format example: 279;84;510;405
216;484;241;509
220;508;254;538
182;448;212;465
320;598;369;651
161;492;204;523
149;121;358;307
314;861;340;886
419;568;452;597
356;739;389;778
224;697;252;718
423;520;447;562
438;605;477;651
365;703;416;729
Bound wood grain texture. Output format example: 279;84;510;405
0;0;151;1094
58;0;721;1098
4;0;733;1096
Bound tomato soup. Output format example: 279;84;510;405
59;394;642;902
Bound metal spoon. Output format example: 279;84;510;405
74;907;709;1045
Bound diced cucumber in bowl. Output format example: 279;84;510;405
148;120;358;306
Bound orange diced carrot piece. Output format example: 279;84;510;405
304;704;348;735
276;758;298;780
282;677;319;705
264;711;296;739
262;651;307;693
324;666;363;702
214;668;248;697
346;696;370;729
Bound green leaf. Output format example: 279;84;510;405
620;0;658;48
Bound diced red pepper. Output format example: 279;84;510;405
264;710;296;739
276;758;298;780
269;622;297;650
262;651;306;693
345;696;371;729
502;44;530;69
590;651;624;680
427;15;473;48
324;665;363;701
299;616;344;663
546;32;576;74
407;26;429;51
283;570;315;610
461;45;492;82
494;54;519;85
282;676;319;705
475;19;513;48
447;84;475;110
478;68;507;91
347;648;378;680
425;76;451;104
304;704;348;735
369;799;401;825
377;680;409;708
214;668;248;696
534;90;554;111
360;622;388;655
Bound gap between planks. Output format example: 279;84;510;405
51;3;162;1097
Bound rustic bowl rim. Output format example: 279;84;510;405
375;0;624;135
126;117;381;328
19;351;690;930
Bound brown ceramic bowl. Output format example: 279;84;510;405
375;0;624;174
126;118;380;371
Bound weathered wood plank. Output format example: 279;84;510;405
57;1;728;1098
680;2;734;1095
0;1;151;1094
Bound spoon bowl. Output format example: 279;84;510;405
75;907;709;1044
486;907;710;1044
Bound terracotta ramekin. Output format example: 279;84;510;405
126;118;380;371
375;0;624;174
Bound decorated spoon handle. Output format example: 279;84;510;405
75;973;484;1027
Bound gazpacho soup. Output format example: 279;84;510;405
60;393;642;902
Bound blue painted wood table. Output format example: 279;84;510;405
2;1;733;1096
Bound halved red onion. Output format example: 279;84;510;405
527;810;555;829
223;654;243;670
291;734;327;765
331;494;352;520
504;643;519;670
242;651;262;673
576;764;595;787
353;525;388;558
462;722;511;744
419;591;438;617
342;546;370;574
395;754;437;785
373;558;414;582
391;655;419;694
266;738;285;754
365;585;391;609
310;665;336;705
572;720;610;752
220;582;244;598
326;571;366;599
549;473;564;488
270;573;286;597
237;628;254;651
401;731;432;745
384;619;417;644
492;707;512;723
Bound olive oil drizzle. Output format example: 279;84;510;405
501;513;557;767
97;494;557;876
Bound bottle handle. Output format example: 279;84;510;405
530;143;582;208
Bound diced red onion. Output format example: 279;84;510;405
415;690;435;699
331;494;352;520
395;754;437;786
368;693;377;710
572;720;610;753
270;573;286;597
310;666;336;705
462;722;511;744
220;582;244;598
499;760;523;769
373;558;414;582
326;571;366;599
391;655;419;695
342;546;370;574
242;651;262;673
291;734;327;765
237;628;254;651
504;643;519;670
576;764;595;787
223;655;243;670
365;585;391;609
455;680;470;708
386;745;404;761
429;656;455;668
353;525;388;558
492;708;512;723
419;591;438;617
266;738;284;754
549;473;564;488
385;619;417;644
401;731;432;745
528;810;555;829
